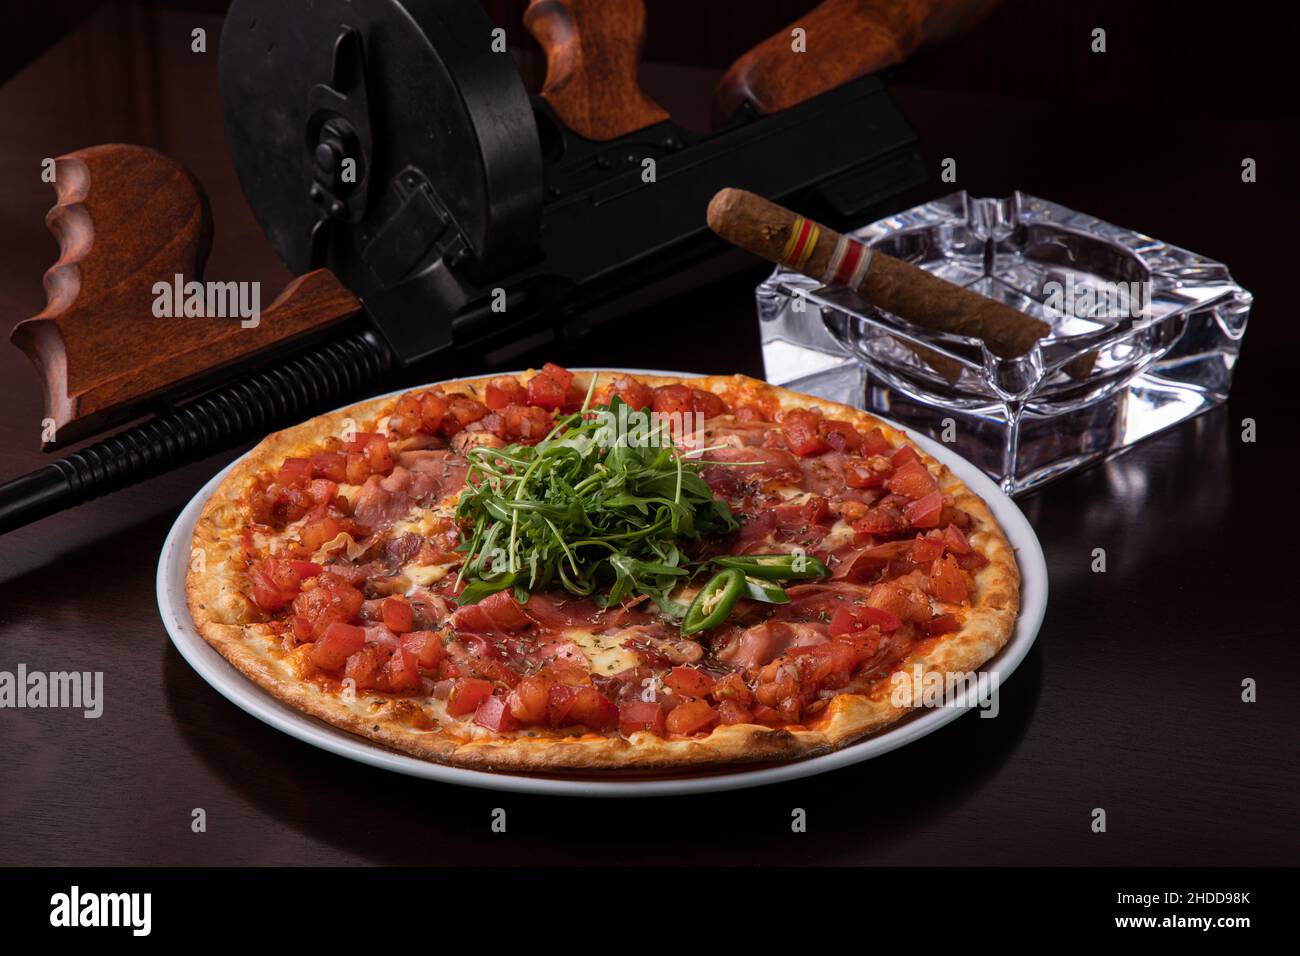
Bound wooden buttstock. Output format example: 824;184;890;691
9;144;362;449
524;0;668;141
711;0;1002;127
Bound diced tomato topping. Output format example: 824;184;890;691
290;560;323;580
828;607;862;638
546;682;577;727
305;479;338;512
867;575;932;623
383;646;422;692
566;686;618;730
474;695;519;732
844;459;886;489
618;699;667;737
401;630;446;669
665;699;719;736
663;666;716;699
309;622;366;671
249;557;317;613
291;615;314;642
733;404;769;423
651;384;693;417
890;445;920;468
923;613;961;636
715;700;755;724
711;672;753;706
912;532;945;563
277;457;312;486
441;397;490;437
387;394;424;436
929;554;968;603
291;575;365;637
955;550;989;571
447;678;494;717
792;640;858;687
601;375;654;411
419;392;448;432
943;523;972;554
344;452;370;484
887;460;939;500
526;370;570;410
343;432;394;475
830;603;902;636
540;363;574;390
485;377;528;410
861;428;891;456
343;645;391;691
690;388;727;419
782;408;827;457
820;419;862;453
853;502;907;537
495;403;553;444
300;515;344;552
381;596;414;633
835;628;883;662
508;675;552;725
904;491;944;529
308;451;348;483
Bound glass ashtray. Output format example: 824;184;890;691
756;191;1252;494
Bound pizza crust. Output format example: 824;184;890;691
187;372;1020;772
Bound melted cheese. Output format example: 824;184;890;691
563;627;643;675
404;563;452;587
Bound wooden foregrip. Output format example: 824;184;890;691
711;0;1002;127
524;0;669;140
9;144;362;449
707;188;1051;360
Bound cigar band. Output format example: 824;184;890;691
823;235;874;289
780;216;821;271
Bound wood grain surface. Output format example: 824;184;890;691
9;144;360;449
524;0;668;140
0;3;1294;866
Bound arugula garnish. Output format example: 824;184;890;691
454;394;738;619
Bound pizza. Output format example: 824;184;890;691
186;365;1019;771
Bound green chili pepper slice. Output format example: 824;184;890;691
713;553;829;581
681;568;746;635
742;576;790;604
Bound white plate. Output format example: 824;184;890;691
157;370;1046;797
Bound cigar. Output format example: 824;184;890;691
707;188;1092;377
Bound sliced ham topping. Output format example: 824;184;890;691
452;589;532;634
705;416;776;447
407;588;454;629
353;468;438;529
798;452;848;497
518;593;602;629
352;452;468;529
716;620;829;670
831;540;914;582
396;449;468;491
698;445;801;494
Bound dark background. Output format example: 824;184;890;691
0;1;1295;865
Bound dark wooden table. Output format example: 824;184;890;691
0;3;1295;866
